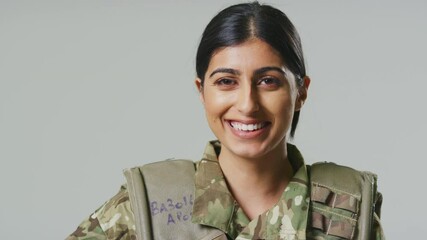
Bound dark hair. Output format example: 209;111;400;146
196;1;306;137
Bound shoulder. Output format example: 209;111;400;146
308;162;383;239
141;159;197;170
309;161;378;197
94;185;137;239
67;186;136;240
124;159;197;185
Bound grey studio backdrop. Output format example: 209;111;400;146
0;0;425;239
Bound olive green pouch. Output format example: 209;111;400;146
309;162;382;239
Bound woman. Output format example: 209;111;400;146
67;2;383;240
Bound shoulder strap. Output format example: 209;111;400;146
124;159;224;240
309;162;380;240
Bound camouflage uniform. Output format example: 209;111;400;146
66;185;137;240
67;141;384;240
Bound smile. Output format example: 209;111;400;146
229;121;269;132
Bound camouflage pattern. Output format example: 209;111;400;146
67;141;385;240
192;141;310;240
66;185;137;240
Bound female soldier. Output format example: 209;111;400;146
67;2;383;239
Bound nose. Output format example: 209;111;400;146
236;84;259;115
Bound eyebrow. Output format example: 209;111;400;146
254;66;286;76
209;66;286;78
209;68;240;78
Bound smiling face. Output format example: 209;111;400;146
196;38;308;160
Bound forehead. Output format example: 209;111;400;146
207;38;285;73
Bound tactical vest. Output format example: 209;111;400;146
124;160;382;240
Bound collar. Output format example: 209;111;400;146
191;141;309;239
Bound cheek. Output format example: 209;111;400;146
203;91;232;118
263;92;294;112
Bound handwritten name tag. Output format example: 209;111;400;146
150;194;194;225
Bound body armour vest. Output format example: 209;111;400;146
124;160;382;240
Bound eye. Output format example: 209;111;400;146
215;78;236;86
258;77;282;88
213;78;238;90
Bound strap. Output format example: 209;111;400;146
124;167;153;240
309;162;378;240
311;183;359;213
124;159;223;240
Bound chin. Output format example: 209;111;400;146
226;141;270;160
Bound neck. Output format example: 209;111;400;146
218;141;294;219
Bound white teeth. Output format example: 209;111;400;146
230;122;266;131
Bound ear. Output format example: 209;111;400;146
195;78;204;104
295;76;311;111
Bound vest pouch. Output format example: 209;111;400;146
309;162;378;240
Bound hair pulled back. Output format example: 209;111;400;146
196;1;306;137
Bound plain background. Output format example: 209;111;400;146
1;0;426;239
